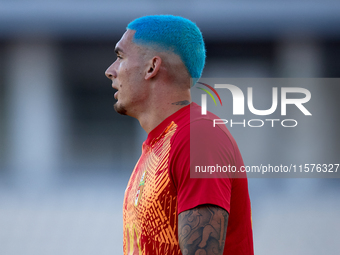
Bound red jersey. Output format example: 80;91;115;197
123;102;253;255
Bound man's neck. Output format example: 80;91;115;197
137;98;190;134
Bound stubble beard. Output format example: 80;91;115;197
114;102;127;115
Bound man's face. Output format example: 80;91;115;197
105;30;149;116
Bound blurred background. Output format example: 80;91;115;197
0;0;339;254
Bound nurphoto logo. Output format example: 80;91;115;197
195;81;312;128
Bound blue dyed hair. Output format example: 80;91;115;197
127;15;206;83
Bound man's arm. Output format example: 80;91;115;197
178;205;229;255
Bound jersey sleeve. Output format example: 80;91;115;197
169;119;238;215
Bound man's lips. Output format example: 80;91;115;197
114;90;118;100
112;83;118;90
112;83;118;99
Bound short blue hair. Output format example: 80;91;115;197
127;15;206;82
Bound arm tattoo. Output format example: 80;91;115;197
178;205;229;255
172;100;190;105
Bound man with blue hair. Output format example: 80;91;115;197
105;15;253;255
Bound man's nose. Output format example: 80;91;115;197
105;63;117;79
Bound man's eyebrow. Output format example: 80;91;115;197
115;47;124;54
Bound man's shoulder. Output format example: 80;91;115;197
172;103;232;141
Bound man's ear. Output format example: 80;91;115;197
145;56;162;80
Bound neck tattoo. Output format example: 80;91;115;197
172;100;190;106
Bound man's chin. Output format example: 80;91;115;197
114;103;127;115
